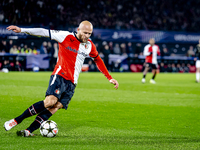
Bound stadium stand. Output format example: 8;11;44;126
0;0;199;72
1;0;200;32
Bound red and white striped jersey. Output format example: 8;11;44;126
49;30;112;84
143;44;160;64
20;28;113;84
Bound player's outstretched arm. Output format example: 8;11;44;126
7;25;21;33
7;25;49;38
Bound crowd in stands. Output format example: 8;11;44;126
0;39;59;71
1;0;200;32
0;38;197;72
89;40;197;72
96;40;197;58
0;0;199;72
159;62;194;73
0;39;59;55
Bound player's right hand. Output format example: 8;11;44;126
109;79;119;90
7;25;21;33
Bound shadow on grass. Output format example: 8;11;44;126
2;131;200;150
54;135;200;145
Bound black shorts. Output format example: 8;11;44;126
46;75;76;109
145;63;158;69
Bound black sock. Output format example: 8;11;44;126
15;101;46;124
152;73;157;79
27;109;52;133
143;74;146;78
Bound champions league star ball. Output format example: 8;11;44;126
40;120;58;137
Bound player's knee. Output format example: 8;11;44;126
53;102;63;109
44;95;58;108
144;67;149;72
48;102;63;114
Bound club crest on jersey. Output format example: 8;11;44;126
55;89;60;95
85;44;88;49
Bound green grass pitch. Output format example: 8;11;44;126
0;72;200;150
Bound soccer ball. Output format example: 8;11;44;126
40;120;58;137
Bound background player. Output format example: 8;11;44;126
194;39;200;83
4;21;119;137
142;38;160;84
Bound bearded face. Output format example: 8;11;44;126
76;21;93;43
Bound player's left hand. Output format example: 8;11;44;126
7;25;21;33
109;79;119;89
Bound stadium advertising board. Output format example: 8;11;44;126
93;29;200;43
1;25;200;43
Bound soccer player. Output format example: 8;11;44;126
4;21;119;137
141;38;160;84
194;39;200;83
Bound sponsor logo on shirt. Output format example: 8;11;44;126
65;46;88;57
66;46;78;53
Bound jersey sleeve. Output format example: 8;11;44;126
49;30;71;43
143;45;151;56
21;28;49;37
93;55;113;81
21;28;71;43
89;42;98;58
89;42;112;80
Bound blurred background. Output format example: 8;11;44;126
0;0;199;73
